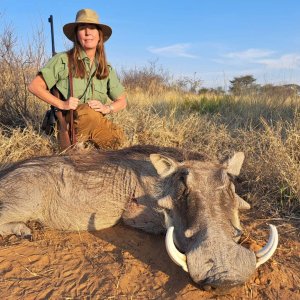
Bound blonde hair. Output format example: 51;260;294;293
67;28;109;79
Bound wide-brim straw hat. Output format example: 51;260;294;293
63;8;112;42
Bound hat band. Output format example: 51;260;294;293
76;17;100;24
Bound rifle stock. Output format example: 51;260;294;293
51;88;72;150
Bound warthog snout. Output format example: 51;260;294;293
165;225;278;288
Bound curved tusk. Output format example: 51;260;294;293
255;224;279;268
256;224;278;258
165;226;188;272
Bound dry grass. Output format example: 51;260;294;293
0;126;53;168
0;26;299;219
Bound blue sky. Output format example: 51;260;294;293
1;0;300;88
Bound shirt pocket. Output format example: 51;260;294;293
93;80;108;103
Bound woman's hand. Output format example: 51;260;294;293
28;75;81;111
88;95;127;114
87;100;111;114
62;97;80;110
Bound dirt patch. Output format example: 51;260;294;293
0;218;299;300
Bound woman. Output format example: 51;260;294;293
28;8;127;150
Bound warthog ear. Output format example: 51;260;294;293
223;152;245;176
150;154;178;177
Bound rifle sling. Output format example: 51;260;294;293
66;56;96;145
68;61;76;145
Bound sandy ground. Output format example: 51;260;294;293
0;216;299;300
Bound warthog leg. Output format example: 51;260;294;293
0;222;32;238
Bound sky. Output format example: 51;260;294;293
1;0;300;89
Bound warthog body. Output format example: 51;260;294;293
0;145;277;288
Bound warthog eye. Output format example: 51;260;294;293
179;169;189;181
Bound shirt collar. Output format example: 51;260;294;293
77;49;98;71
77;49;89;61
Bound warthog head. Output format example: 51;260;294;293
150;152;278;289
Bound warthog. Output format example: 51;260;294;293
0;145;278;289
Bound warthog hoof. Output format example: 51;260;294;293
0;222;32;239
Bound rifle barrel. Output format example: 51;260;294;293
48;15;56;57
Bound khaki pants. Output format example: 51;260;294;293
72;104;125;149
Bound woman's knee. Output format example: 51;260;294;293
75;105;104;129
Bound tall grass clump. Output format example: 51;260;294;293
0;24;299;218
0;126;53;168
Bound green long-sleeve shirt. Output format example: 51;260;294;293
40;51;124;104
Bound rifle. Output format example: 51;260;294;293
48;15;56;56
47;15;75;150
